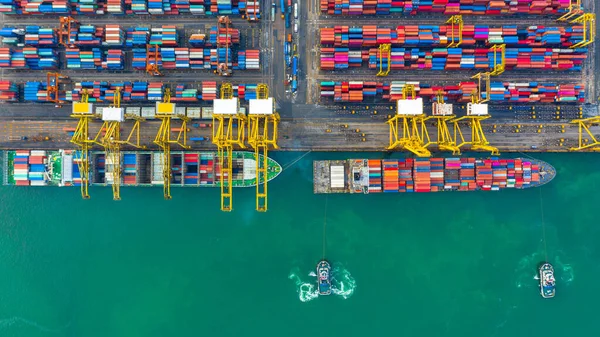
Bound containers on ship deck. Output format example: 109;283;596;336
362;158;541;193
123;153;137;185
199;153;215;185
184;153;199;185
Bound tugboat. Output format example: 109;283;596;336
539;262;556;299
317;260;332;296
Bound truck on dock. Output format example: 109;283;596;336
190;137;208;142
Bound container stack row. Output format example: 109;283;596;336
132;47;260;71
320;25;585;48
0;47;58;69
0;24;124;47
320;81;586;103
0;80;18;101
320;0;570;16
0;26;56;46
320;46;587;71
365;158;541;193
19;80;264;103
65;48;124;70
5;0;258;16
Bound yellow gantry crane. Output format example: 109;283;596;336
446;15;463;48
98;88;146;200
557;0;583;22
247;84;279;212
212;83;246;211
569;116;600;151
570;13;596;48
450;78;499;155
153;87;190;199
425;90;461;154
376;43;391;77
70;89;98;199
386;84;431;157
489;44;506;76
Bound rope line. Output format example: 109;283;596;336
282;150;312;171
323;195;328;260
539;187;549;262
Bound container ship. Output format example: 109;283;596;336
313;158;555;194
3;150;281;188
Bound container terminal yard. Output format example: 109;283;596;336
0;0;598;210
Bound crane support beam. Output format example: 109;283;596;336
386;115;432;157
571;13;596;48
451;115;499;155
570;117;600;151
247;84;279;211
446;15;463;48
423;115;461;154
212;82;246;211
471;72;491;103
490;44;506;76
557;0;583;21
154;88;189;199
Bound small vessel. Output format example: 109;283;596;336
539;263;556;299
317;260;332;295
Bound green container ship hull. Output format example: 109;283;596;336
3;150;282;188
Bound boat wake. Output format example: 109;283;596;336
289;264;356;302
0;316;68;333
514;251;574;289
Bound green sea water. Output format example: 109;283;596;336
0;152;598;337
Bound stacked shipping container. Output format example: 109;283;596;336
320;25;585;48
5;0;258;16
320;81;585;103
364;158;542;193
320;0;570;15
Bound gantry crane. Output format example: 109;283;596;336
212;82;246;211
557;0;583;22
471;72;491;103
376;43;391;77
70;89;98;199
386;84;431;157
146;44;162;76
450;85;499;155
247;84;279;212
58;16;78;48
99;88;146;200
571;13;596;48
446;15;463;48
215;16;233;77
489;44;506;76
46;72;69;107
569;117;600;151
424;90;461;154
153;87;190;199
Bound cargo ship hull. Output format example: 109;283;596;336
313;158;555;194
3;150;281;188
